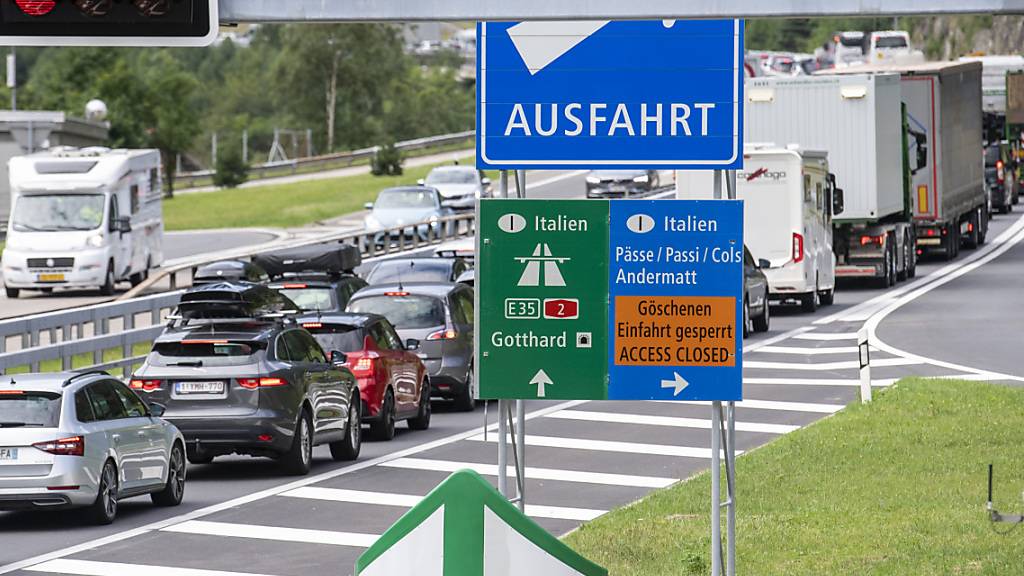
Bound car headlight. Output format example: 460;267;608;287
633;175;650;183
586;176;601;184
364;215;381;230
86;234;105;248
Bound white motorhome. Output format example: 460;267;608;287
2;148;164;298
676;145;840;312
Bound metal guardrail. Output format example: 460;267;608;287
175;130;475;188
0;213;477;376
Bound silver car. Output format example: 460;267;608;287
363;186;453;243
418;165;491;211
0;371;186;524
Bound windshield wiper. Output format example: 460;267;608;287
12;223;53;232
169;360;204;367
0;422;44;428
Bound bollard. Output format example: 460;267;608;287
858;327;872;403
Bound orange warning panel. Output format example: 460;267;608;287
614;296;736;367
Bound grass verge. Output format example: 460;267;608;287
4;342;152;378
564;378;1024;575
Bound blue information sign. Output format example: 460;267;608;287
607;200;744;400
476;19;744;170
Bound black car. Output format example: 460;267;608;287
585;169;661;198
193;260;269;286
131;282;362;475
743;246;770;338
255;245;368;313
985;142;1016;214
365;257;471;286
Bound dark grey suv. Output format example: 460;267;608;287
131;283;362;475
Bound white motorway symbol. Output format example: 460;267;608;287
530;369;554;398
660;372;690;396
516;244;569;287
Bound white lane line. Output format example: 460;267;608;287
468;434;737;459
381;457;675;489
653;399;844;414
547;409;798;434
0;399;587;575
753;345;860;355
281;486;605;522
163;520;378;548
26;559;274;576
743;326;815;353
792;332;860;341
744;377;897;387
745;357;919;371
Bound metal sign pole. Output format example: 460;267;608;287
711;401;723;576
514;169;528;510
727;402;737;576
496;170;510;498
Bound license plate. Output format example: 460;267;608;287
37;273;65;282
0;448;18;461
176;381;225;395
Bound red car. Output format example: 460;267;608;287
297;313;430;440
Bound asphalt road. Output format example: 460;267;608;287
3;205;1021;575
0;229;279;320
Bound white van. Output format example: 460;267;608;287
2;148;164;298
676;145;840;312
868;31;923;65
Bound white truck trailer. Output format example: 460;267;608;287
745;73;921;286
835;61;987;260
1;147;164;298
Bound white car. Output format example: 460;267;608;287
0;371;186;524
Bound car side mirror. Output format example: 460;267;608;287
364;202;374;210
758;258;771;269
330;350;347;366
832;188;845;216
416;178;425;186
405;338;421;351
116;216;132;234
148;403;166;418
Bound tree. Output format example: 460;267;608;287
213;143;248;188
140;54;200;197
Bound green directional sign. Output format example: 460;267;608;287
355;469;607;576
478;200;609;400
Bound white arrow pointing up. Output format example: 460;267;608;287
660;372;690;396
530;369;554;398
506;21;609;75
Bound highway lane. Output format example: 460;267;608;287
0;229;280;320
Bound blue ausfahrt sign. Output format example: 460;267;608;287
476;20;744;170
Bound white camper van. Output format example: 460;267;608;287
2;148;164;298
676;145;841;312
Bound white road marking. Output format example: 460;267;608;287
655;399;844;414
469;434;739;459
744;377;897;387
547;409;798;434
754;345;861;355
162;520;378;548
281;486;606;521
792;332;860;341
743;326;815;353
381;457;675;489
745;357;919;371
26;559;275;576
0;400;587;575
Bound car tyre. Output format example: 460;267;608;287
84;460;118;525
281;410;314;476
99;262;116;296
800;288;819;313
4;286;18;299
152;443;186;507
330;401;361;461
407;380;432;431
454;366;475;412
819;288;835;306
186;451;214;465
753;300;770;333
742;298;751;338
370;391;396;441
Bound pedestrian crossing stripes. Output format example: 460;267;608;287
469;433;739;459
162;520;379;548
664;399;844;413
381;457;677;488
26;559;275;576
546;409;800;434
745;357;919;370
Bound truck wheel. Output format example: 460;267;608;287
875;246;893;288
964;210;981;250
943;227;957;261
4;286;18;299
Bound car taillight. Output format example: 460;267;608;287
859;235;884;247
792;233;804;263
997;160;1005;183
129;379;162;392
238;377;289;389
351;358;375;375
427;328;458;341
283;283;307;289
33;436;84;457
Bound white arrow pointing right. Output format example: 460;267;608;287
660;372;690;396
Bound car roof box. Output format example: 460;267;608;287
177;282;297;319
253;244;361;278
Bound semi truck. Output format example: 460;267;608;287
744;73;922;286
1;147;165;298
836;61;987;259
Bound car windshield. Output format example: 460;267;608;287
278;287;336;312
151;339;265;367
349;295;446;329
839;35;864;48
11;194;105;232
0;392;61;428
426;169;478;185
308;325;367;353
366;260;453;284
875;36;907;48
374;189;436;209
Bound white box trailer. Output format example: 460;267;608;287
676;145;838;312
744;73;918;285
2;147;164;297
